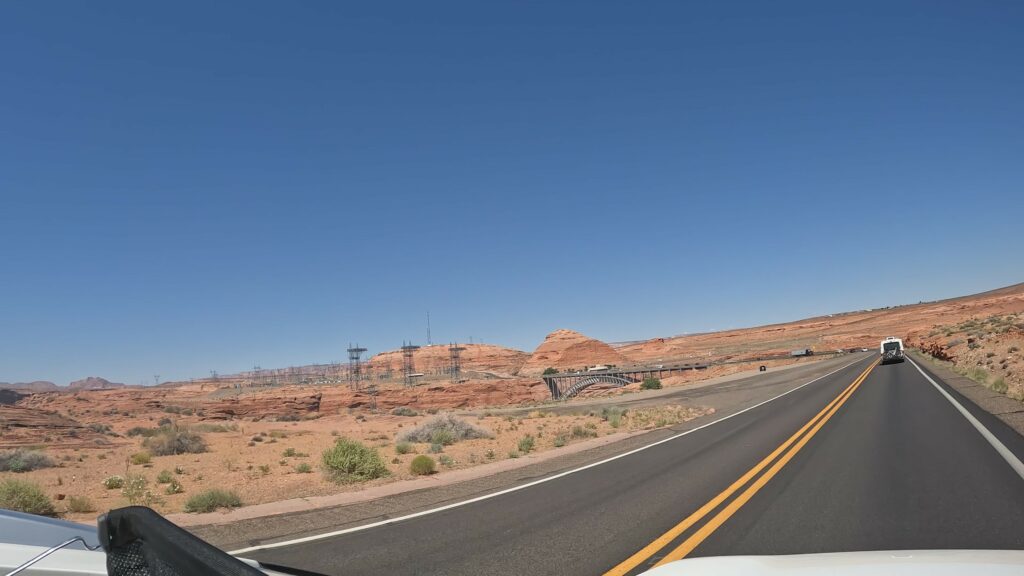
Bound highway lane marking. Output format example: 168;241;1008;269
651;358;878;566
228;355;871;556
908;357;1024;481
604;359;878;575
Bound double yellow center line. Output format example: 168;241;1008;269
605;358;880;575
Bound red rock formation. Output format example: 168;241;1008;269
0;405;117;448
519;329;627;376
366;343;528;377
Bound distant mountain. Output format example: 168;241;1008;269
0;381;59;393
67;376;125;390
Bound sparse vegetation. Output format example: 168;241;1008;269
542;367;558;375
602;406;627;428
103;475;125;490
129;451;152;465
122;474;160;506
395;442;414;455
0;479;56;516
571;425;597;439
398;413;493;444
992;377;1008;394
194;423;239;433
410;455;436;475
295;462;313;474
156;469;174;484
391;407;419;417
143;425;208;456
438;455;454;467
185;489;241;513
641;377;662;390
429;443;444;454
66;495;96;514
164;478;184;495
517;435;535;454
0;449;55;473
320;438;389;484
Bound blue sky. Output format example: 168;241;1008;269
2;2;1022;385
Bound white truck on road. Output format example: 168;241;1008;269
879;337;905;364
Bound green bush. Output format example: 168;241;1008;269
66;495;96;514
0;449;56;473
164;478;184;495
156;469;174;484
542;367;558;375
602;406;626;428
395;442;414;455
103;475;125;490
430;428;455;446
571;425;597;439
143;425;208;456
429;443;444;454
517;435;535;454
184;489;242;513
553;434;567;448
0;479;56;516
126;426;160;437
641;377;662;390
295;462;313;474
320;438;389;484
398;413;493;444
130;451;152;465
122;474;159;506
391;407;419;417
438;455;454;467
992;377;1008;394
409;455;436;475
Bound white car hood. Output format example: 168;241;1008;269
643;549;1024;575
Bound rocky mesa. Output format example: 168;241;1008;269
519;329;627;376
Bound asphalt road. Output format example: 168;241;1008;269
246;355;1024;576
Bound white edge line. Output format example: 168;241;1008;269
229;355;870;555
908;357;1024;481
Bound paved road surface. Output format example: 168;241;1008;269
245;355;1024;575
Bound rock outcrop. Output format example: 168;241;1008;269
366;343;528;377
519;329;627;376
68;377;125;390
0;381;59;393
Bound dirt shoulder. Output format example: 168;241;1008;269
909;350;1024;435
187;353;865;551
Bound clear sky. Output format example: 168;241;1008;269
2;2;1022;385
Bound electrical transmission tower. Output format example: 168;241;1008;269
449;342;466;382
347;343;368;390
401;341;420;387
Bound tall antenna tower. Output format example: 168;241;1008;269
401;341;420;387
449;342;466;382
347;343;368;390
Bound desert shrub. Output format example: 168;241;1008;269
517;435;535;454
438;455;454;467
429;443;444;454
398;413;493;445
542;367;558;375
122;474;159;506
276;414;301;422
251;435;264;442
143;426;208;456
410;455;436;475
156;470;174;484
602;407;627;428
194;423;238;433
103;475;125;489
0;449;55;473
571;425;597;439
184;489;241;513
320;438;389;484
966;366;989;384
0;479;55;516
485;449;495;460
130;451;152;465
395;442;414;455
126;426;160;438
88;423;114;435
430;428;455;446
508;450;520;459
164;478;184;495
641;377;662;390
992;377;1008;394
553;435;567;448
66;495;96;514
391;407;419;417
268;430;288;438
295;462;313;474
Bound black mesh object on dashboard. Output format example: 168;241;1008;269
98;506;265;576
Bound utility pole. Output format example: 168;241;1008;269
427;311;432;345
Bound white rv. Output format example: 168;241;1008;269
879;337;905;364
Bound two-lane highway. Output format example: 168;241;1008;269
244;354;1024;575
